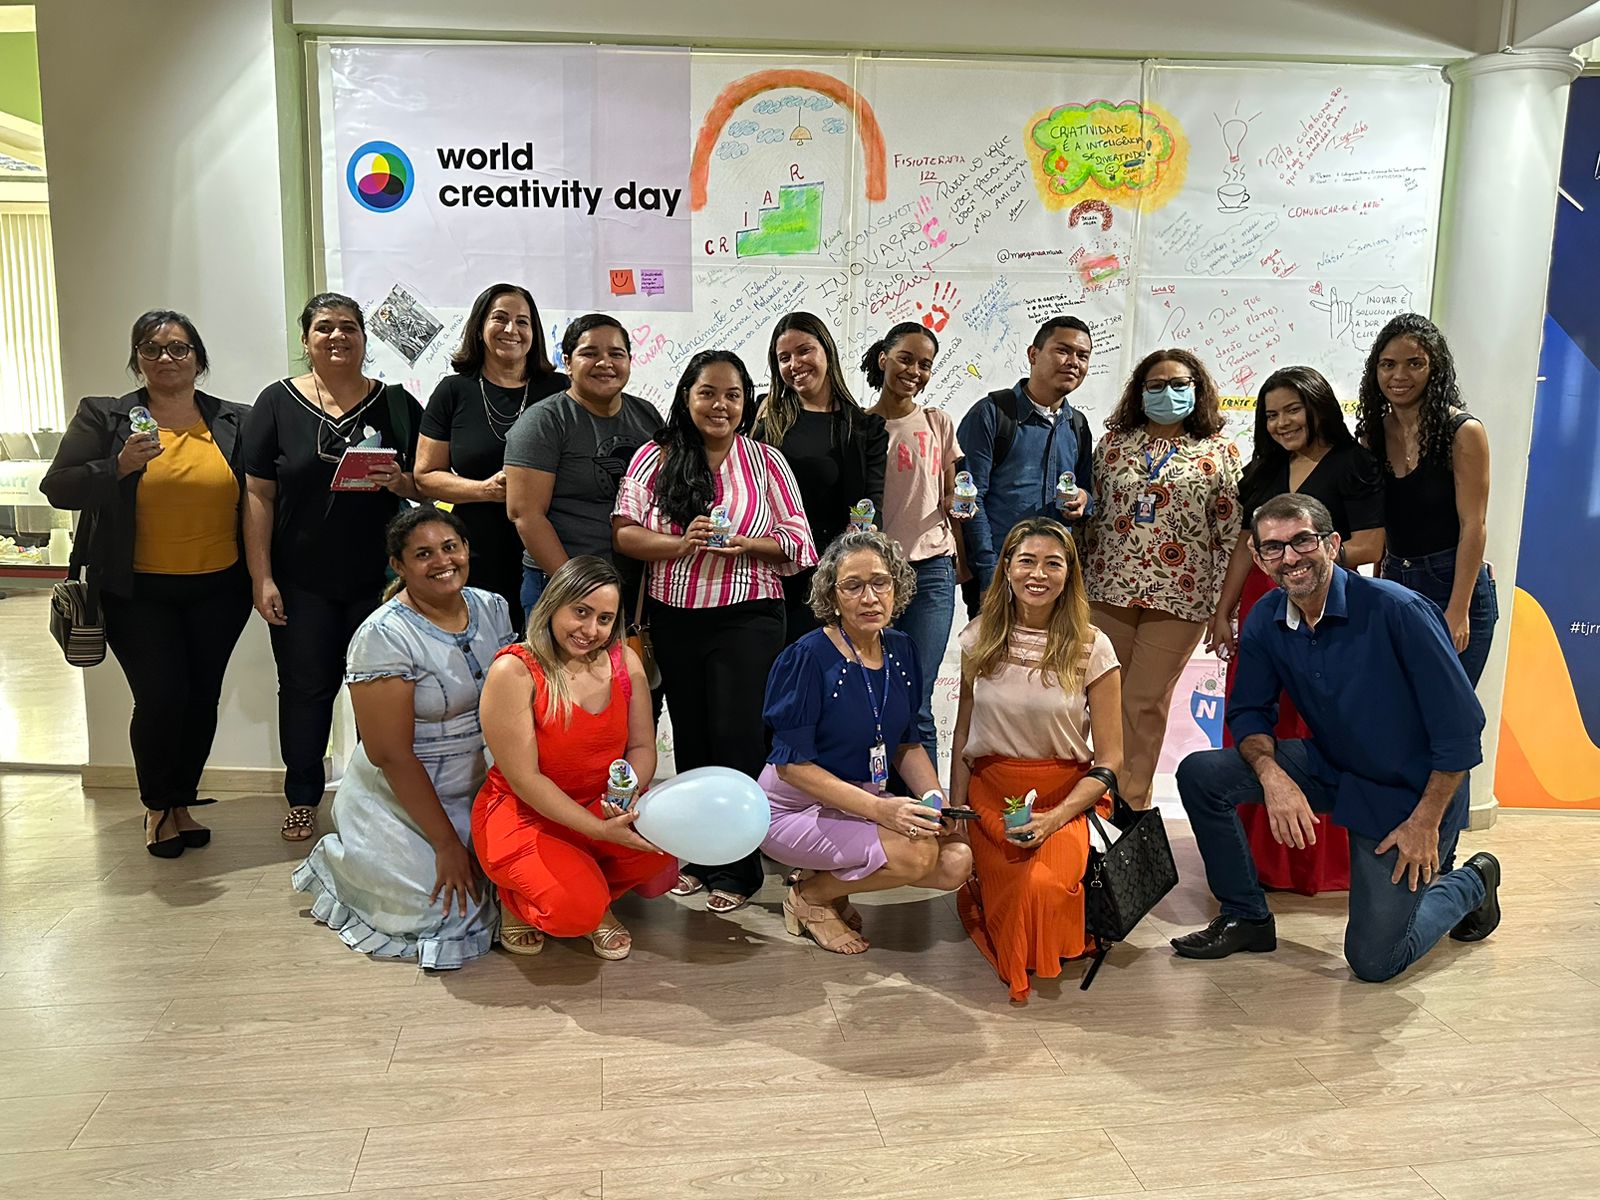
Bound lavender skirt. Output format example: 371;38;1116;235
758;764;889;882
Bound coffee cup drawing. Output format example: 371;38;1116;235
1217;183;1250;212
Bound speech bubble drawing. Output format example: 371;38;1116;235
1026;100;1186;212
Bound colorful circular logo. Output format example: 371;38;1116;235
346;141;414;213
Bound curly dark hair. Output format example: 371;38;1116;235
859;322;939;390
1354;313;1463;473
1104;348;1225;438
652;350;757;529
1238;365;1353;506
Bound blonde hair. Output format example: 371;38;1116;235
963;517;1093;692
522;556;624;727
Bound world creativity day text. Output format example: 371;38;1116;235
432;142;682;215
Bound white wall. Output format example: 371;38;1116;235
35;0;290;776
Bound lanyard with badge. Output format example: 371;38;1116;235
839;628;890;787
1135;442;1178;524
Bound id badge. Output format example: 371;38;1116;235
868;740;889;788
1134;493;1157;524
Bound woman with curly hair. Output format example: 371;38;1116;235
950;517;1124;1002
612;350;816;912
759;529;972;955
1355;314;1496;685
1083;349;1241;810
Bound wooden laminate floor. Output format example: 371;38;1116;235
1;773;1598;1199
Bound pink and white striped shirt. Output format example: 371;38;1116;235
614;435;817;609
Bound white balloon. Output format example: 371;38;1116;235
634;766;770;864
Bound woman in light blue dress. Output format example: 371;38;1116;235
293;507;515;968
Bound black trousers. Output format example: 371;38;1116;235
780;569;821;647
649;596;784;897
101;563;251;811
267;583;380;808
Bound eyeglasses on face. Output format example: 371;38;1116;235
836;575;894;598
1255;531;1331;561
1142;378;1194;394
136;341;194;362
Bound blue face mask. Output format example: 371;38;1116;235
1145;384;1195;424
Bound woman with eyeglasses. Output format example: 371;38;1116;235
503;314;663;621
1206;365;1383;894
756;312;888;645
950;518;1124;1003
760;530;972;955
612;350;816;913
42;310;252;857
415;283;568;626
293;507;514;968
1083;348;1241;810
243;292;423;842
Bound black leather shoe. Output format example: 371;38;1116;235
1171;914;1276;960
1449;852;1501;942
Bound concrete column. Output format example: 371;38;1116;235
1431;48;1584;828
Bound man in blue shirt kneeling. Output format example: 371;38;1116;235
1171;493;1501;981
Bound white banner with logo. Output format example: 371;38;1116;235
323;44;693;322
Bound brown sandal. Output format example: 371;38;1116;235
498;910;545;956
783;886;868;955
280;806;317;842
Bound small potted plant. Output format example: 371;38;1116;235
1002;788;1037;835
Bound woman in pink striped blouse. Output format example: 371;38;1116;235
613;350;817;911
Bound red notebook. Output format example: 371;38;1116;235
329;446;398;492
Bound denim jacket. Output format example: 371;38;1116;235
955;380;1095;589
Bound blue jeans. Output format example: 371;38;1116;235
1382;547;1498;869
895;555;957;766
520;564;548;624
1177;742;1486;982
1382;548;1498;686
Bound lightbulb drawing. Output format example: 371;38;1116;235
1220;119;1249;163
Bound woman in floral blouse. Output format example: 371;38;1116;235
1084;348;1240;809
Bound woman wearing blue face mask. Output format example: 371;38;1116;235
1083;349;1241;810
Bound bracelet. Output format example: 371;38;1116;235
1085;766;1120;798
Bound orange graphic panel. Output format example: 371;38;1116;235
690;69;887;212
1495;588;1600;809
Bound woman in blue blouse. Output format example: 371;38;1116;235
760;529;973;954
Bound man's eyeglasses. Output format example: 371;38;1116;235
136;341;194;362
836;575;894;598
1255;531;1331;561
1142;378;1194;394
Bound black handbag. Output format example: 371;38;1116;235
1080;772;1179;990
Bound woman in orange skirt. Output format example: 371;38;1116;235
473;556;674;960
950;517;1124;1003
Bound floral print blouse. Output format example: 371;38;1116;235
1084;427;1242;623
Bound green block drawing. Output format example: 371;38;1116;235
736;183;824;257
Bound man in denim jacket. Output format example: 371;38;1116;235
956;316;1095;600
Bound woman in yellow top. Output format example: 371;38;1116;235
43;310;252;857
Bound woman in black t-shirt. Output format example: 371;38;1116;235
1206;364;1383;895
415;283;569;625
754;311;886;645
243;292;422;842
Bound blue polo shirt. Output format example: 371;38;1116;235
1227;567;1484;840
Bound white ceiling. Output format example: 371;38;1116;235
290;0;1600;59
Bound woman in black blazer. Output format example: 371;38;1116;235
42;310;252;858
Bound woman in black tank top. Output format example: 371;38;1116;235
1355;314;1497;687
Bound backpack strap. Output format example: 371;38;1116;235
384;384;414;466
989;387;1020;469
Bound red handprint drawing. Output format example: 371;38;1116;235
916;281;961;333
